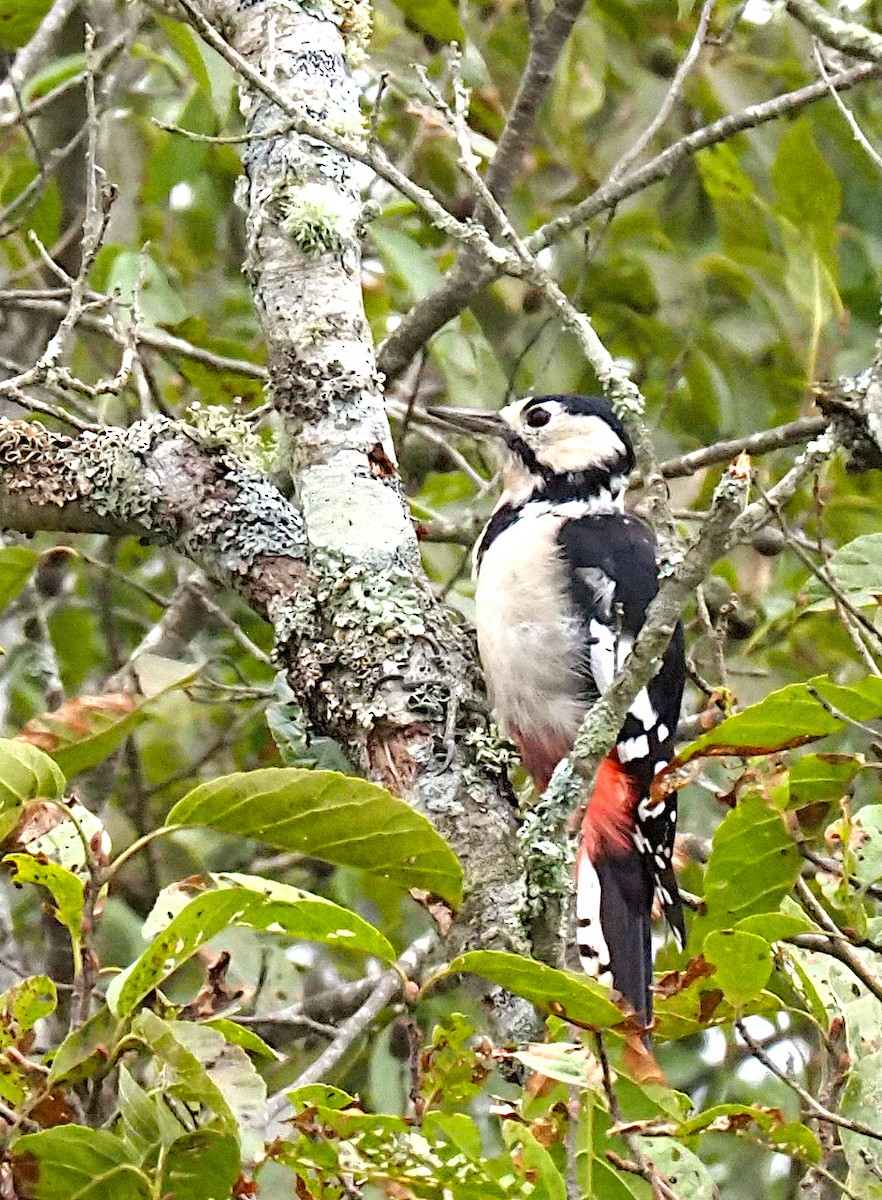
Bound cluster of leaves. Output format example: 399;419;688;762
3;661;882;1197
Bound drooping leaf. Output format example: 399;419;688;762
107;880;393;1018
771;118;841;265
0;740;65;841
4;855;84;949
690;793;801;946
160;1130;241;1200
17;659;199;778
48;1006;119;1085
11;1127;150;1200
0;976;56;1050
167;768;463;905
129;1012;239;1135
703;930;773;1007
5;797;109;877
106;888;254;1019
444;950;625;1028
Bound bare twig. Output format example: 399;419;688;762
264;934;436;1129
607;0;716;183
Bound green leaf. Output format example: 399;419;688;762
11;1127;150;1200
510;1041;604;1090
786;753;864;808
129;1012;240;1135
388;0;463;41
19;657;199;778
771;118;840;264
167;767;463;905
160;1130;241;1200
691;794;801;946
802;532;882;610
663;1102;820;1162
0;739;65;841
8;797;108;876
0;0;53;49
117;1066;182;1157
851;805;882;887
214;871;396;961
502;1121;567;1200
0;976;56;1050
48;1006;119;1085
108;879;393;1019
675;678;843;762
734;912;811;941
638;1137;722;1198
106;888;254;1018
0;546;38;611
444;950;625;1028
704;930;772;1006
202;1018;279;1060
370;223;444;303
4;855;84;949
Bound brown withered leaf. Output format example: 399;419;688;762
699;989;724;1024
409;890;455;936
178;951;243;1021
621;1035;666;1086
28;1089;74;1129
654;956;715;1001
17;693;136;754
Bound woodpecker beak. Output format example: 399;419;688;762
425;405;506;440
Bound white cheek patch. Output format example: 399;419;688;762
618;734;649;763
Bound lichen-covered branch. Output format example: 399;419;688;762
0;416;308;630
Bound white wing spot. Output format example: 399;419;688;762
657;724;669;742
618;734;649;763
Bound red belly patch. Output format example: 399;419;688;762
580;754;638;859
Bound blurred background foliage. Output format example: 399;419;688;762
2;0;882;1197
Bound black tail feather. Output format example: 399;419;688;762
596;849;654;1025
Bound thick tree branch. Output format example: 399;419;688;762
786;0;882;62
180;0;533;1030
0;416;308;628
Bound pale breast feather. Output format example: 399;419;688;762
475;509;585;744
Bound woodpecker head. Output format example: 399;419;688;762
429;394;635;506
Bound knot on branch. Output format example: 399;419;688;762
814;370;882;474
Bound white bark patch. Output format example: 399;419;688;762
300;459;414;555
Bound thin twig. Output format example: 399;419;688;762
264;934;435;1128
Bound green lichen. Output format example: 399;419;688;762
184;401;274;473
297;0;372;65
279;180;361;256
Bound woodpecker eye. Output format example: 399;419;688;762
524;407;551;429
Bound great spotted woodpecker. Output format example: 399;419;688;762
433;394;686;1026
